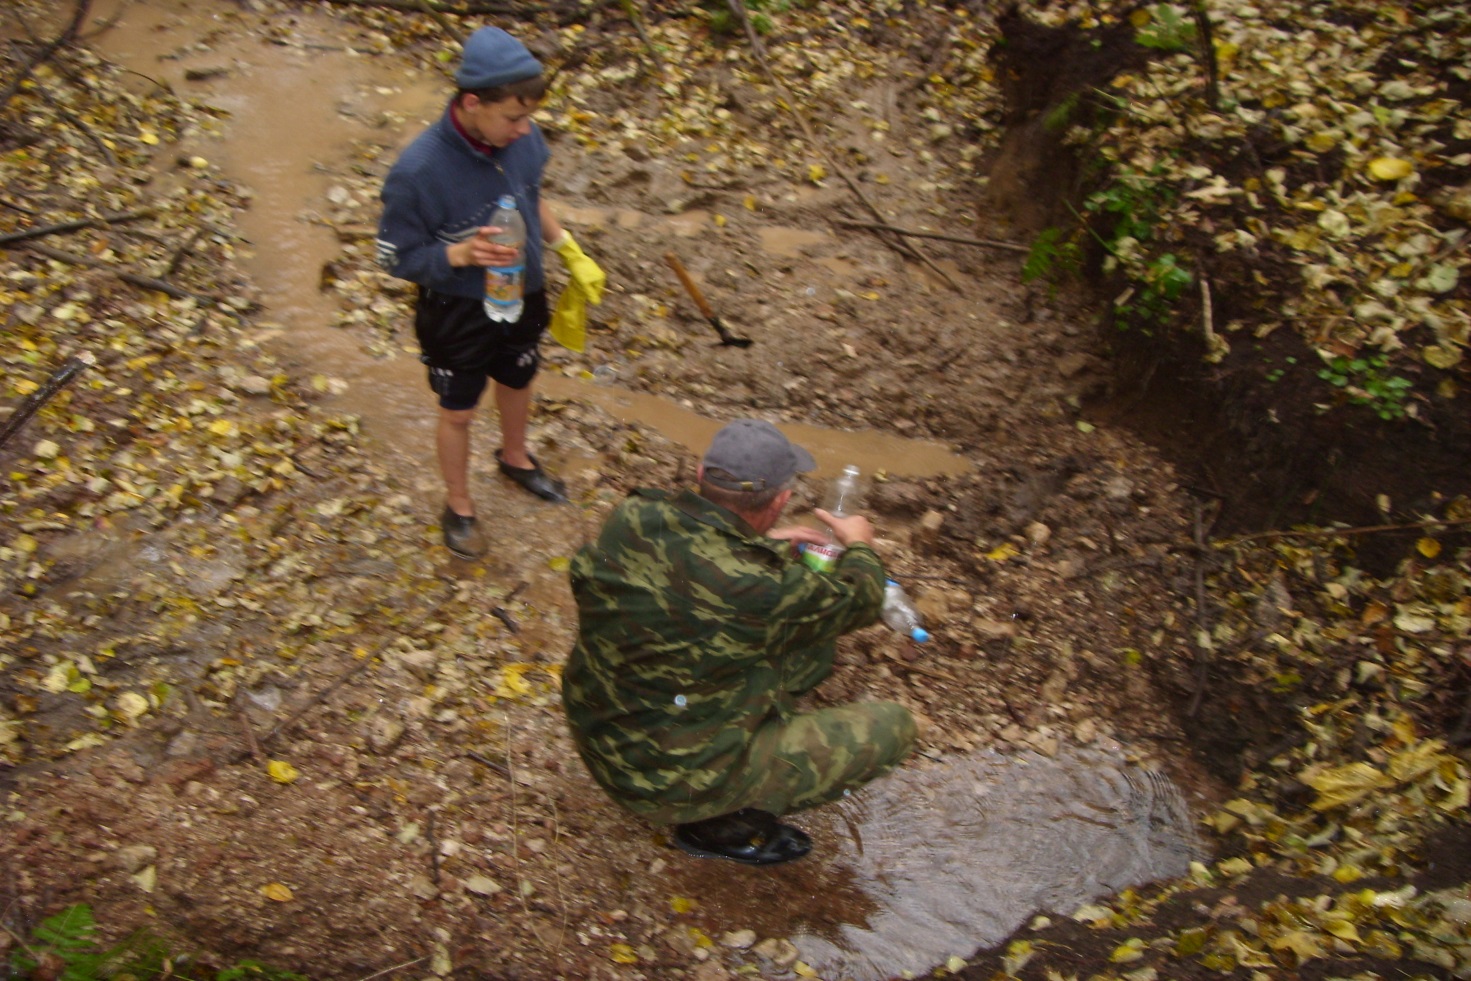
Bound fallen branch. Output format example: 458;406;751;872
832;218;1029;254
723;0;958;290
1219;517;1471;547
463;749;510;777
619;0;666;77
0;351;95;450
23;241;227;305
0;208;155;247
0;0;92;111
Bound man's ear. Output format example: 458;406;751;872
771;488;793;517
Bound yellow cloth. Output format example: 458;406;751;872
549;231;605;352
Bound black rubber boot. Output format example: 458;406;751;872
672;808;812;866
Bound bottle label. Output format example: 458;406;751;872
800;542;845;574
484;263;525;308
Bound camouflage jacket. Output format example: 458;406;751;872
561;487;886;815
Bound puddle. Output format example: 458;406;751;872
759;226;830;257
673;744;1205;981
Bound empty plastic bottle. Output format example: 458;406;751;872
802;464;861;574
483;194;526;322
882;579;930;642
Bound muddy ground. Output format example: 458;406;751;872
1;2;1464;980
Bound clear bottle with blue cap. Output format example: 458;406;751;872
882;579;929;642
483;193;526;322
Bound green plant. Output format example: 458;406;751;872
704;0;791;35
1316;354;1414;420
1135;3;1197;52
1022;227;1083;288
7;904;310;981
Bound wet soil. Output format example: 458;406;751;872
1;2;1465;981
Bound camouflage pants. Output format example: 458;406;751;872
638;698;917;825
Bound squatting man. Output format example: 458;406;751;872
562;419;916;865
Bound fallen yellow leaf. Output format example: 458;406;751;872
262;882;293;902
608;943;638;964
1367;157;1414;181
267;760;301;785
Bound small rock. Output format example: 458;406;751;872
914;509;945;548
366;717;405;755
114;844;157;873
721;929;757;949
396;649;438;681
463;874;502;896
691;960;731;981
752;938;799;969
1025;521;1052;546
408;874;438;900
1103;475;1135;500
237;374;272;395
1056;352;1093;378
1074;718;1099;744
973;618;1018;641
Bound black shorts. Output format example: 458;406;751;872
414;289;549;410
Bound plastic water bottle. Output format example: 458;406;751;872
882;579;929;642
802;465;861;573
483;194;525;322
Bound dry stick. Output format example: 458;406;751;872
0;0;92;110
722;0;958;291
831;218;1029;254
1219;516;1471;547
0;351;95;451
426;810;442;887
416;0;463;46
0;208;155;247
351;957;429;981
248;584;460;758
1186;500;1215;719
619;0;666;77
463;749;510;777
237;708;264;763
23;241;226;305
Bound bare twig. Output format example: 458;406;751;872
1191;1;1221;110
351;956;429;981
619;0;666;77
426;810;442;887
237;709;264;763
0;209;155;247
463;750;510;777
831;219;1030;254
239;584;459;760
22;241;227;305
0;0;92;111
723;0;958;290
1219;517;1471;547
1186;499;1218;718
0;351;95;450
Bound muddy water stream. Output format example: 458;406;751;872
89;5;1204;978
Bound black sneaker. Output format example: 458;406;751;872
441;506;487;559
672;808;812;866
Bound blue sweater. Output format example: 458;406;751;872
377;104;550;298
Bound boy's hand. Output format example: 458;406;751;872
448;228;519;268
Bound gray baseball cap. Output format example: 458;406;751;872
702;419;816;491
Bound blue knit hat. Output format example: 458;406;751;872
455;27;542;89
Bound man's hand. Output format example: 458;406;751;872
813;508;874;547
767;524;831;548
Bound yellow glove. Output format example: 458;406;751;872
551;230;606;303
550;285;588;352
549;230;605;353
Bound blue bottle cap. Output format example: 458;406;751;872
911;628;930;643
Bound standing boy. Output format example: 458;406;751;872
377;26;604;558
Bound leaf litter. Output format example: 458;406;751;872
0;1;1468;979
